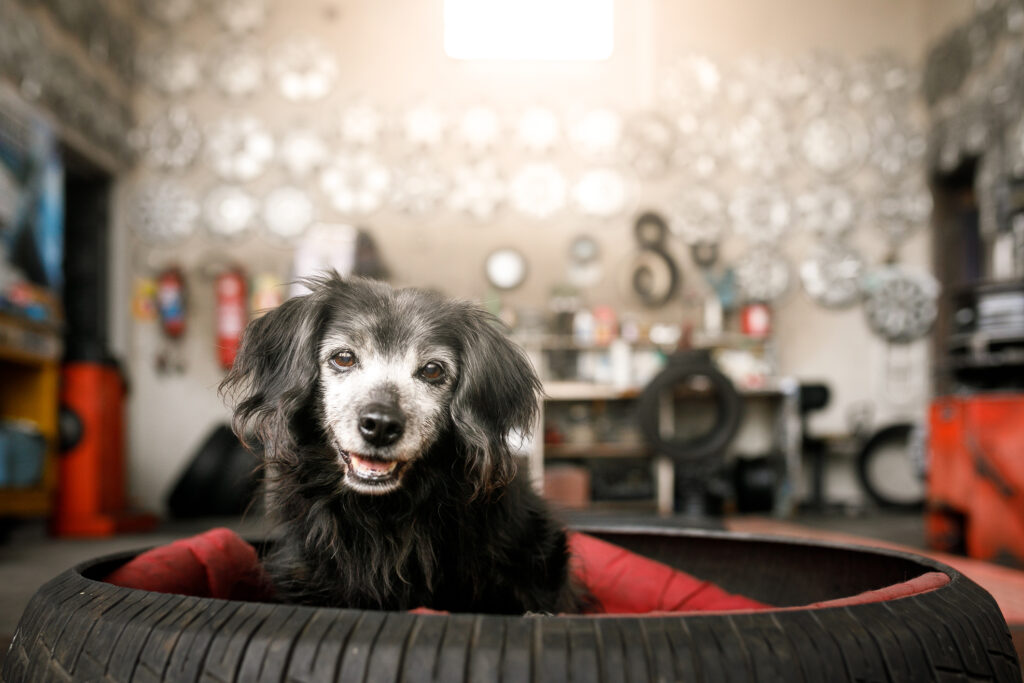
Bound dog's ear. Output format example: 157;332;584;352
449;306;542;496
219;283;328;461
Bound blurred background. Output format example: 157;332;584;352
2;0;1024;633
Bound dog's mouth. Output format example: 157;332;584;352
339;450;409;491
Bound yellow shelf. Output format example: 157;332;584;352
0;312;61;518
0;312;62;365
0;483;55;517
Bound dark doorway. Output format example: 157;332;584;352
61;148;113;362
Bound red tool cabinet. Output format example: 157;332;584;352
928;394;1024;565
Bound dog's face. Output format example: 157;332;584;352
222;273;542;499
317;318;459;494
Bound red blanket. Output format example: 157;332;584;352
103;527;949;614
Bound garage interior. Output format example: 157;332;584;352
2;0;1024;672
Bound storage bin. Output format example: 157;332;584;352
0;420;46;488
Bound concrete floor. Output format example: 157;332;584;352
775;509;931;549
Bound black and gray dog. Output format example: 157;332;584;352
221;272;581;614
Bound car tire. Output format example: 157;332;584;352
3;527;1019;682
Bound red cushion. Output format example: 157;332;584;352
567;532;769;613
101;528;949;615
104;527;275;602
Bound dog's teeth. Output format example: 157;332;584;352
350;454;398;478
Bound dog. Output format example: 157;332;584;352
221;272;582;614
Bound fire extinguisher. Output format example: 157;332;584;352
740;302;772;339
156;267;187;338
216;268;248;370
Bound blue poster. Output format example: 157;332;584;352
0;86;64;294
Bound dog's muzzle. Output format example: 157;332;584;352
336;400;414;493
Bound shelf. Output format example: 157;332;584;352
544;382;641;401
0;483;55;517
0;312;62;365
0;311;60;518
545;442;652;459
543;379;794;402
524;337;661;352
521;333;770;352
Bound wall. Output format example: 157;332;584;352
117;0;946;511
917;0;975;45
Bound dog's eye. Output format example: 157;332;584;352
331;350;357;368
419;362;445;382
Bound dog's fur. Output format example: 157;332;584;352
221;273;581;614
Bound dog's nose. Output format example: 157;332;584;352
358;403;405;447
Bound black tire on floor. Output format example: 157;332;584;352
166;424;260;518
3;528;1020;683
856;422;925;511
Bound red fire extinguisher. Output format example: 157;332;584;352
216;268;248;369
156;267;187;338
740;302;772;339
